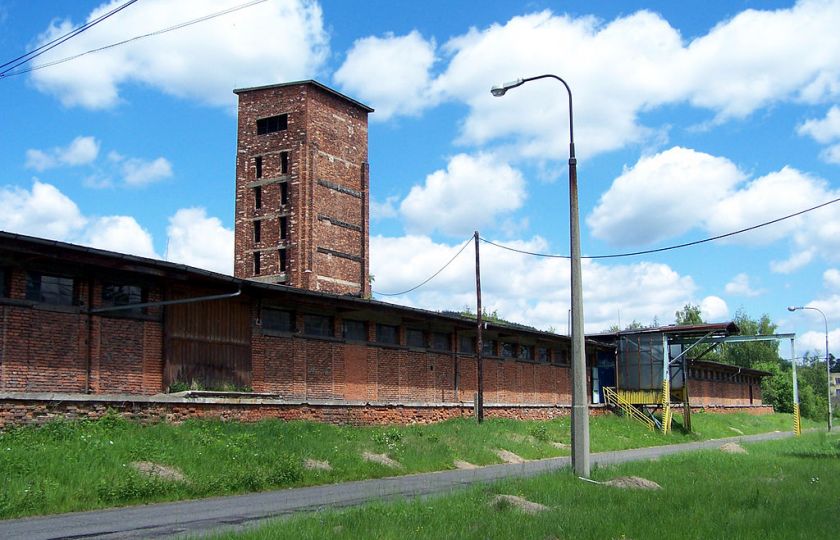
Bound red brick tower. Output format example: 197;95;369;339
233;81;373;297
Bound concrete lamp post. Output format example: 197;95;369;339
788;305;832;431
491;75;590;478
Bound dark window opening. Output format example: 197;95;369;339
304;314;333;337
501;342;515;358
280;182;289;205
255;156;263;178
262;308;294;332
279;248;287;272
102;284;146;314
458;335;476;354
253;220;261;243
406;329;425;348
537;347;550;363
553;348;569;365
256;114;288;135
280;216;288;240
254;186;262;209
376;324;399;345
25;273;74;305
253;252;261;275
431;332;451;351
0;267;8;298
518;345;532;360
483;339;497;356
343;319;366;341
280;152;289;174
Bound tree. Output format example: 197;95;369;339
719;310;780;368
675;303;704;325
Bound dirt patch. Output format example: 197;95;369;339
130;461;187;482
728;427;745;435
453;460;479;470
490;494;549;515
550;441;569;449
603;476;661;490
304;458;332;471
720;442;748;454
507;433;538;444
495;449;527;464
363;451;403;469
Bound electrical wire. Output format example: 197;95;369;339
480;195;840;260
0;0;140;76
1;0;268;78
373;235;474;297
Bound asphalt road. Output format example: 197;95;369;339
0;430;794;539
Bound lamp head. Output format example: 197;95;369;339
490;78;524;97
787;306;799;312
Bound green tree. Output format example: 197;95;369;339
719;310;780;368
753;360;793;414
675;303;704;325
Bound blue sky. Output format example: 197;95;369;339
2;0;840;357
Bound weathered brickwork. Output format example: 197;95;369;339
233;81;371;296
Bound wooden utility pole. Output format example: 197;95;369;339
474;231;484;423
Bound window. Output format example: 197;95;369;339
343;319;366;341
458;335;476;354
835;377;840;385
262;308;294;332
102;284;146;314
304;314;333;337
254;186;262;209
253;252;261;275
256;114;287;135
406;328;425;348
501;342;515;358
281;182;289;205
376;324;399;345
431;332;451;351
279;248;287;273
482;339;497;356
280;217;288;240
554;348;569;365
26;273;74;305
537;347;550;363
255;156;263;178
253;220;261;243
518;345;532;360
0;267;7;297
280;152;289;174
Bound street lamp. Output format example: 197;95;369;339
491;74;590;477
788;305;832;431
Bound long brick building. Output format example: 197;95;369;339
0;81;770;428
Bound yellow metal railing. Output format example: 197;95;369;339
793;403;801;436
613;389;662;405
603;386;655;430
661;379;672;434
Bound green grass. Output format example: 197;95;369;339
210;432;840;540
0;411;817;519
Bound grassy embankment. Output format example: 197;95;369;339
0;411;815;519
213;431;840;540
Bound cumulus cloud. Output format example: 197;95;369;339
370;234;697;332
797;329;840;359
334;31;437;120
422;0;840;161
798;106;840;144
108;152;173;186
0;180;156;257
29;0;328;109
588;147;744;245
370;195;399;220
700;296;729;322
25;136;100;171
166;208;233;274
724;273;763;297
399;153;526;237
824;268;840;291
588;146;840;270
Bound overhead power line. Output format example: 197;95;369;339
373;235;474;297
0;0;140;77
1;0;267;78
481;195;840;260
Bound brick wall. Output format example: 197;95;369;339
688;376;763;407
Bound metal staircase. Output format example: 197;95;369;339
603;386;656;430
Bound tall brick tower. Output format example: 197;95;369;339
233;81;373;297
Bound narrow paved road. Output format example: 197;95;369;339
0;430;794;539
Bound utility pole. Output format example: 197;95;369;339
474;231;484;423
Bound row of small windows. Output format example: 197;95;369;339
253;248;288;276
253;217;289;244
253;183;289;210
1;270;146;311
259;307;566;362
254;152;289;179
687;368;755;384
